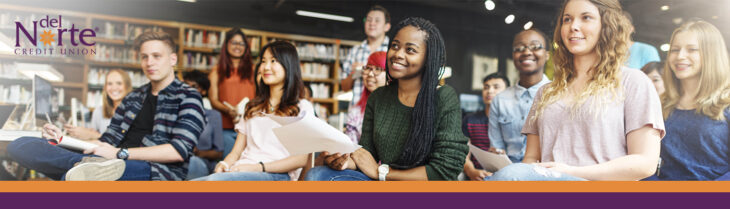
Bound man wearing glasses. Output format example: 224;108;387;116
487;29;552;165
340;5;391;105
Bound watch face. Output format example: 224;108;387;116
379;166;387;173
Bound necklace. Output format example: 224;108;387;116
268;100;277;113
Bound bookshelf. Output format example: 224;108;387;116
0;3;357;120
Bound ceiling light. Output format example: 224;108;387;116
296;10;354;22
712;15;719;19
660;44;670;52
177;0;196;3
523;21;533;30
661;5;669;11
505;14;515;24
484;0;496;11
673;17;683;25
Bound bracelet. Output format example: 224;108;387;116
259;161;266;172
217;161;230;172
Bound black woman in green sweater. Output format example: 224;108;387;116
304;17;468;181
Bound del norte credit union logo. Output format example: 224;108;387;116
15;15;96;56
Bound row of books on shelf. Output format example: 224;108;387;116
300;62;331;79
182;52;218;70
0;85;30;105
312;103;329;121
308;83;330;99
97;21;166;41
88;68;148;88
92;44;140;64
184;29;224;48
0;62;26;80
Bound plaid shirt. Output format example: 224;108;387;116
341;36;389;104
100;79;206;180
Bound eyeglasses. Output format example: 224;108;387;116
363;65;384;75
512;44;544;53
229;41;247;47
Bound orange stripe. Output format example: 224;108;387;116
0;181;728;193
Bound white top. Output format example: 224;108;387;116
89;106;111;134
233;99;314;181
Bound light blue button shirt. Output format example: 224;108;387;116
488;75;550;162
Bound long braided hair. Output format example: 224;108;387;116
388;17;446;169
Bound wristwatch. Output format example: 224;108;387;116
378;164;390;181
116;148;129;160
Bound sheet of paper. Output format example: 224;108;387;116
272;114;360;156
468;143;512;172
267;113;305;126
57;135;98;151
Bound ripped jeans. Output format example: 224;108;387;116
486;163;587;181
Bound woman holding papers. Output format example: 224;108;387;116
194;41;313;181
65;69;132;140
208;28;257;158
344;51;387;143
488;0;664;181
650;20;730;180
305;17;468;181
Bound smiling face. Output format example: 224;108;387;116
512;30;549;75
260;49;286;87
668;31;702;81
227;34;246;58
560;0;602;57
140;40;177;84
105;71;127;102
364;10;390;39
387;25;427;81
363;64;387;92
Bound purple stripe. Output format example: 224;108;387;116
0;193;722;208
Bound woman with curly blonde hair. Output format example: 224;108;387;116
653;20;730;180
488;0;664;181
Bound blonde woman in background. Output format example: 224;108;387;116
65;69;132;140
653;20;730;180
488;0;664;181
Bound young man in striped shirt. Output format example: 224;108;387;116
461;73;509;181
8;31;205;181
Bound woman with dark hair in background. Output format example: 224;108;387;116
305;17;468;181
208;28;256;158
640;61;665;96
194;41;313;181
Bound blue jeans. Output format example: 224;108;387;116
222;129;237;158
486;163;586;181
192;171;290;181
303;166;372;181
8;137;151;181
186;156;211;180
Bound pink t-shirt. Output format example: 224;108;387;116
522;68;665;166
233;99;314;181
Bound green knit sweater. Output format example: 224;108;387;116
359;83;468;180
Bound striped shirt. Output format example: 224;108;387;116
341;36;389;104
462;112;490;169
100;79;206;180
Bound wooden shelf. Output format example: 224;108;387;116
87;61;142;69
312;98;336;103
88;38;130;45
182;46;219;53
179;67;211;72
0;54;85;65
0;78;83;88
